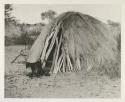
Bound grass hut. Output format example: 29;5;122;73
27;12;120;77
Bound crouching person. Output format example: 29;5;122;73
26;60;44;77
26;60;50;78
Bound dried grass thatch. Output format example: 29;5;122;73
27;12;120;77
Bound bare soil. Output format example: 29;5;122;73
5;46;121;98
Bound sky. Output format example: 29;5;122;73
11;4;121;24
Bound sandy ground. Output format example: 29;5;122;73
5;46;121;98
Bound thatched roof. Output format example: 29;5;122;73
27;11;120;77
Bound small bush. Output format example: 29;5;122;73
5;31;40;46
5;36;13;46
97;58;121;78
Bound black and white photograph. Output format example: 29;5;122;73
4;3;121;98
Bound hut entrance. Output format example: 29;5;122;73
45;42;56;70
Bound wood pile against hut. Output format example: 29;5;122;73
26;12;120;77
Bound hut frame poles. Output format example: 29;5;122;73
40;22;74;74
44;25;60;61
40;23;60;68
52;40;74;73
40;30;55;63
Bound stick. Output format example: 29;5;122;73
76;57;81;71
62;48;66;72
50;36;59;73
11;55;21;63
66;54;73;71
11;50;27;63
53;36;62;73
59;56;63;72
53;53;63;73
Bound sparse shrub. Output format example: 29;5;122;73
5;36;13;46
12;33;34;45
5;30;40;46
98;59;121;78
